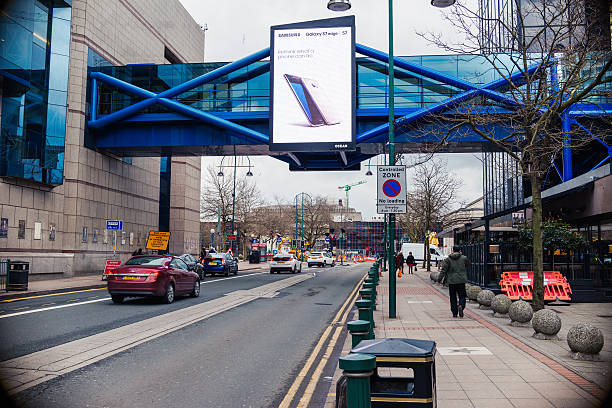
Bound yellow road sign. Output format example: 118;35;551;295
146;231;171;250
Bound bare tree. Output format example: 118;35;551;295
414;0;612;309
301;196;333;250
398;158;462;270
200;164;263;254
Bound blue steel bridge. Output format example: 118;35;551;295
87;44;612;181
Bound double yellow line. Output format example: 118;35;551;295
278;274;365;408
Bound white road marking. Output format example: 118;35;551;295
0;271;268;318
203;271;267;284
0;298;109;319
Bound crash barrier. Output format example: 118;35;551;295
0;259;9;292
337;338;437;408
499;271;572;301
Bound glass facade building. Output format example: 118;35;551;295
0;0;71;185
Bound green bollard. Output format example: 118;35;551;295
339;353;376;408
347;320;371;348
356;299;374;338
363;282;376;306
360;288;375;311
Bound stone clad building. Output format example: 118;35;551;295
0;0;204;278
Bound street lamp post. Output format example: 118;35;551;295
327;0;455;318
294;192;312;261
211;228;215;249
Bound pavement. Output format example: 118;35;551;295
324;267;612;408
0;261;269;300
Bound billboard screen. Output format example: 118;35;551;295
270;16;355;152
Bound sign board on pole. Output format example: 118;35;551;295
269;16;356;152
226;234;237;241
146;231;171;250
103;260;122;278
277;237;282;244
106;220;123;230
377;165;407;214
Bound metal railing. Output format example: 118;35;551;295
0;259;9;292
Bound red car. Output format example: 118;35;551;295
107;255;200;304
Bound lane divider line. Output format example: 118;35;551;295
0;288;106;303
0;298;109;319
278;273;365;408
296;326;343;408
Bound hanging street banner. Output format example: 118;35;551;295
377;165;407;214
269;16;356;152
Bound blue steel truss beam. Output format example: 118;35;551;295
87;43;610;175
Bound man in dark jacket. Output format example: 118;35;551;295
405;252;416;274
437;246;470;318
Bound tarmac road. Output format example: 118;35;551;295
4;263;367;408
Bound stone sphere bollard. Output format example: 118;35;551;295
508;300;533;327
491;294;512;318
532;309;562;340
432;272;440;283
429;271;436;281
476;290;495;309
467;285;482;302
567;323;604;361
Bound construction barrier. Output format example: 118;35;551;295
499;271;572;302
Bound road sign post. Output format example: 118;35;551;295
106;221;123;258
376;165;406;319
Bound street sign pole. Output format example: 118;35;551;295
388;0;396;318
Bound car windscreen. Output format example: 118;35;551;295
273;257;291;261
206;254;225;259
125;256;169;266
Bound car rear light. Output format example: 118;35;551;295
221;259;226;265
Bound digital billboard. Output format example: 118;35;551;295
270;16;355;152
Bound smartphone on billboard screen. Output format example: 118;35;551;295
284;74;326;126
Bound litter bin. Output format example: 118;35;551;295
352;338;437;407
8;261;29;291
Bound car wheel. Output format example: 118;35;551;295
224;267;230;277
111;295;124;304
292;266;296;274
308;264;312;268
190;280;200;298
162;283;175;304
299;265;302;273
332;262;336;267
270;269;274;274
323;261;326;268
233;267;238;275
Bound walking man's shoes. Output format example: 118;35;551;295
458;305;464;318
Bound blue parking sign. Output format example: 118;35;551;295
325;237;330;243
106;220;123;230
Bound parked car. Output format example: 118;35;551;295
176;253;203;278
106;255;200;304
203;252;238;277
270;253;302;274
307;251;335;268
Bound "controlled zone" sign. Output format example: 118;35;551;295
377;165;406;214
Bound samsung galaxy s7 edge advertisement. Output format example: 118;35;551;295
269;16;356;152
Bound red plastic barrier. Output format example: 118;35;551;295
499;271;572;301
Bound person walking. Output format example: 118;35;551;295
396;251;404;277
437;245;470;318
405;252;416;274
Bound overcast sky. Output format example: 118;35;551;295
178;0;483;220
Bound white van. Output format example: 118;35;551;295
401;243;445;265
